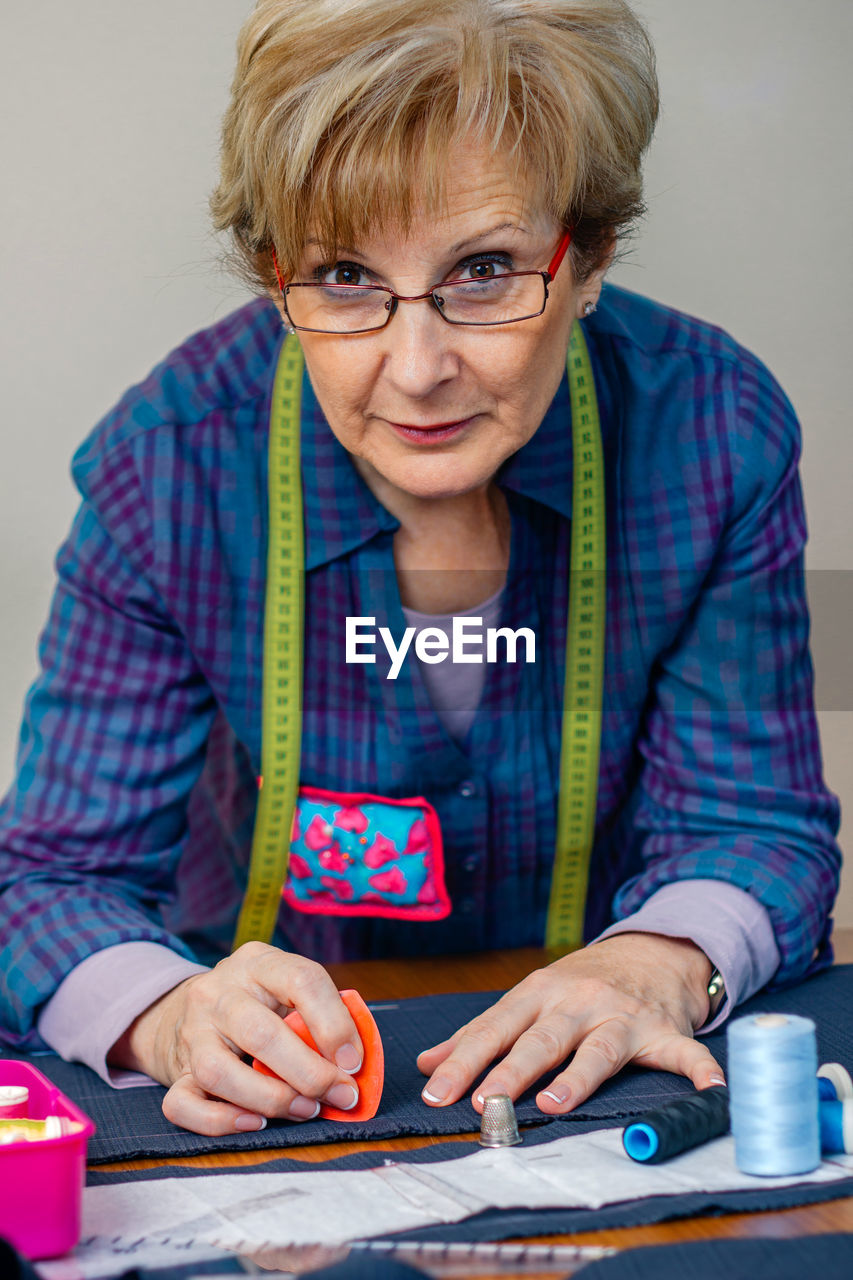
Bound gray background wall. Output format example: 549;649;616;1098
2;2;851;921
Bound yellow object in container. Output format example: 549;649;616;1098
0;1116;69;1144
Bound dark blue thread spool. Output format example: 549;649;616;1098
817;1062;853;1103
819;1099;853;1153
622;1086;730;1164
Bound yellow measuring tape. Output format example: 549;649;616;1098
232;335;305;951
545;324;607;950
232;323;605;953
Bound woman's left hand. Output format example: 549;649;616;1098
417;933;725;1114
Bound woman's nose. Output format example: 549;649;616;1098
378;296;460;397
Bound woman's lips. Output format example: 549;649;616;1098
387;416;476;443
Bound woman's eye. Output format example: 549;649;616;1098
316;262;369;287
456;255;512;281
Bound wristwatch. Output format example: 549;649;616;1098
706;967;726;1020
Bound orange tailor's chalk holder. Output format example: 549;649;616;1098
253;988;385;1121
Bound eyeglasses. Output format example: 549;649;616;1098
271;230;573;335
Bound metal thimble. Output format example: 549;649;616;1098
479;1093;522;1147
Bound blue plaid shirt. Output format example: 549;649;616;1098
0;284;841;1048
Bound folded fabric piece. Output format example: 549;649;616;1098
67;1125;853;1276
3;965;851;1166
365;1127;853;1247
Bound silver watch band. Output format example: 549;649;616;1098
706;967;726;1019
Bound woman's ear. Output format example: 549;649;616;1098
578;233;617;317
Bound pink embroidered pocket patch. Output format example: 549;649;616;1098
282;786;451;921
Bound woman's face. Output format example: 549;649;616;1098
283;146;603;505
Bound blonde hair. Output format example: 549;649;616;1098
211;0;659;290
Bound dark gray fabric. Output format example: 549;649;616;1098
2;965;851;1166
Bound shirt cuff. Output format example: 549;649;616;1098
37;942;209;1088
593;879;781;1033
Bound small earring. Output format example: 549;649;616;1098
582;301;597;318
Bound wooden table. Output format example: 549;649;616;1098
99;928;853;1274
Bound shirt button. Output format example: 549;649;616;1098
463;857;479;873
457;779;477;798
460;899;476;914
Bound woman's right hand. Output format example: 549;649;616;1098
108;941;364;1134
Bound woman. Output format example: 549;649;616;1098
0;0;840;1136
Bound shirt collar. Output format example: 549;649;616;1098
298;333;594;570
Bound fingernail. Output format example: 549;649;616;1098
288;1095;322;1120
422;1076;451;1104
324;1083;359;1110
541;1088;571;1106
709;1075;727;1087
235;1114;267;1132
335;1042;363;1074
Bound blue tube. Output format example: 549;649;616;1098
622;1122;659;1162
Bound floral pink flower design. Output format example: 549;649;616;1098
404;817;430;855
318;845;349;873
363;833;399;869
417;877;438;904
334;805;369;834
368;866;408;896
304;814;335;851
321;876;354;900
288;853;313;880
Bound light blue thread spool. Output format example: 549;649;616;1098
819;1100;853;1154
727;1013;820;1176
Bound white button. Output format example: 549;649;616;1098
458;780;477;798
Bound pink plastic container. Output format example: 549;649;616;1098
0;1060;95;1260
